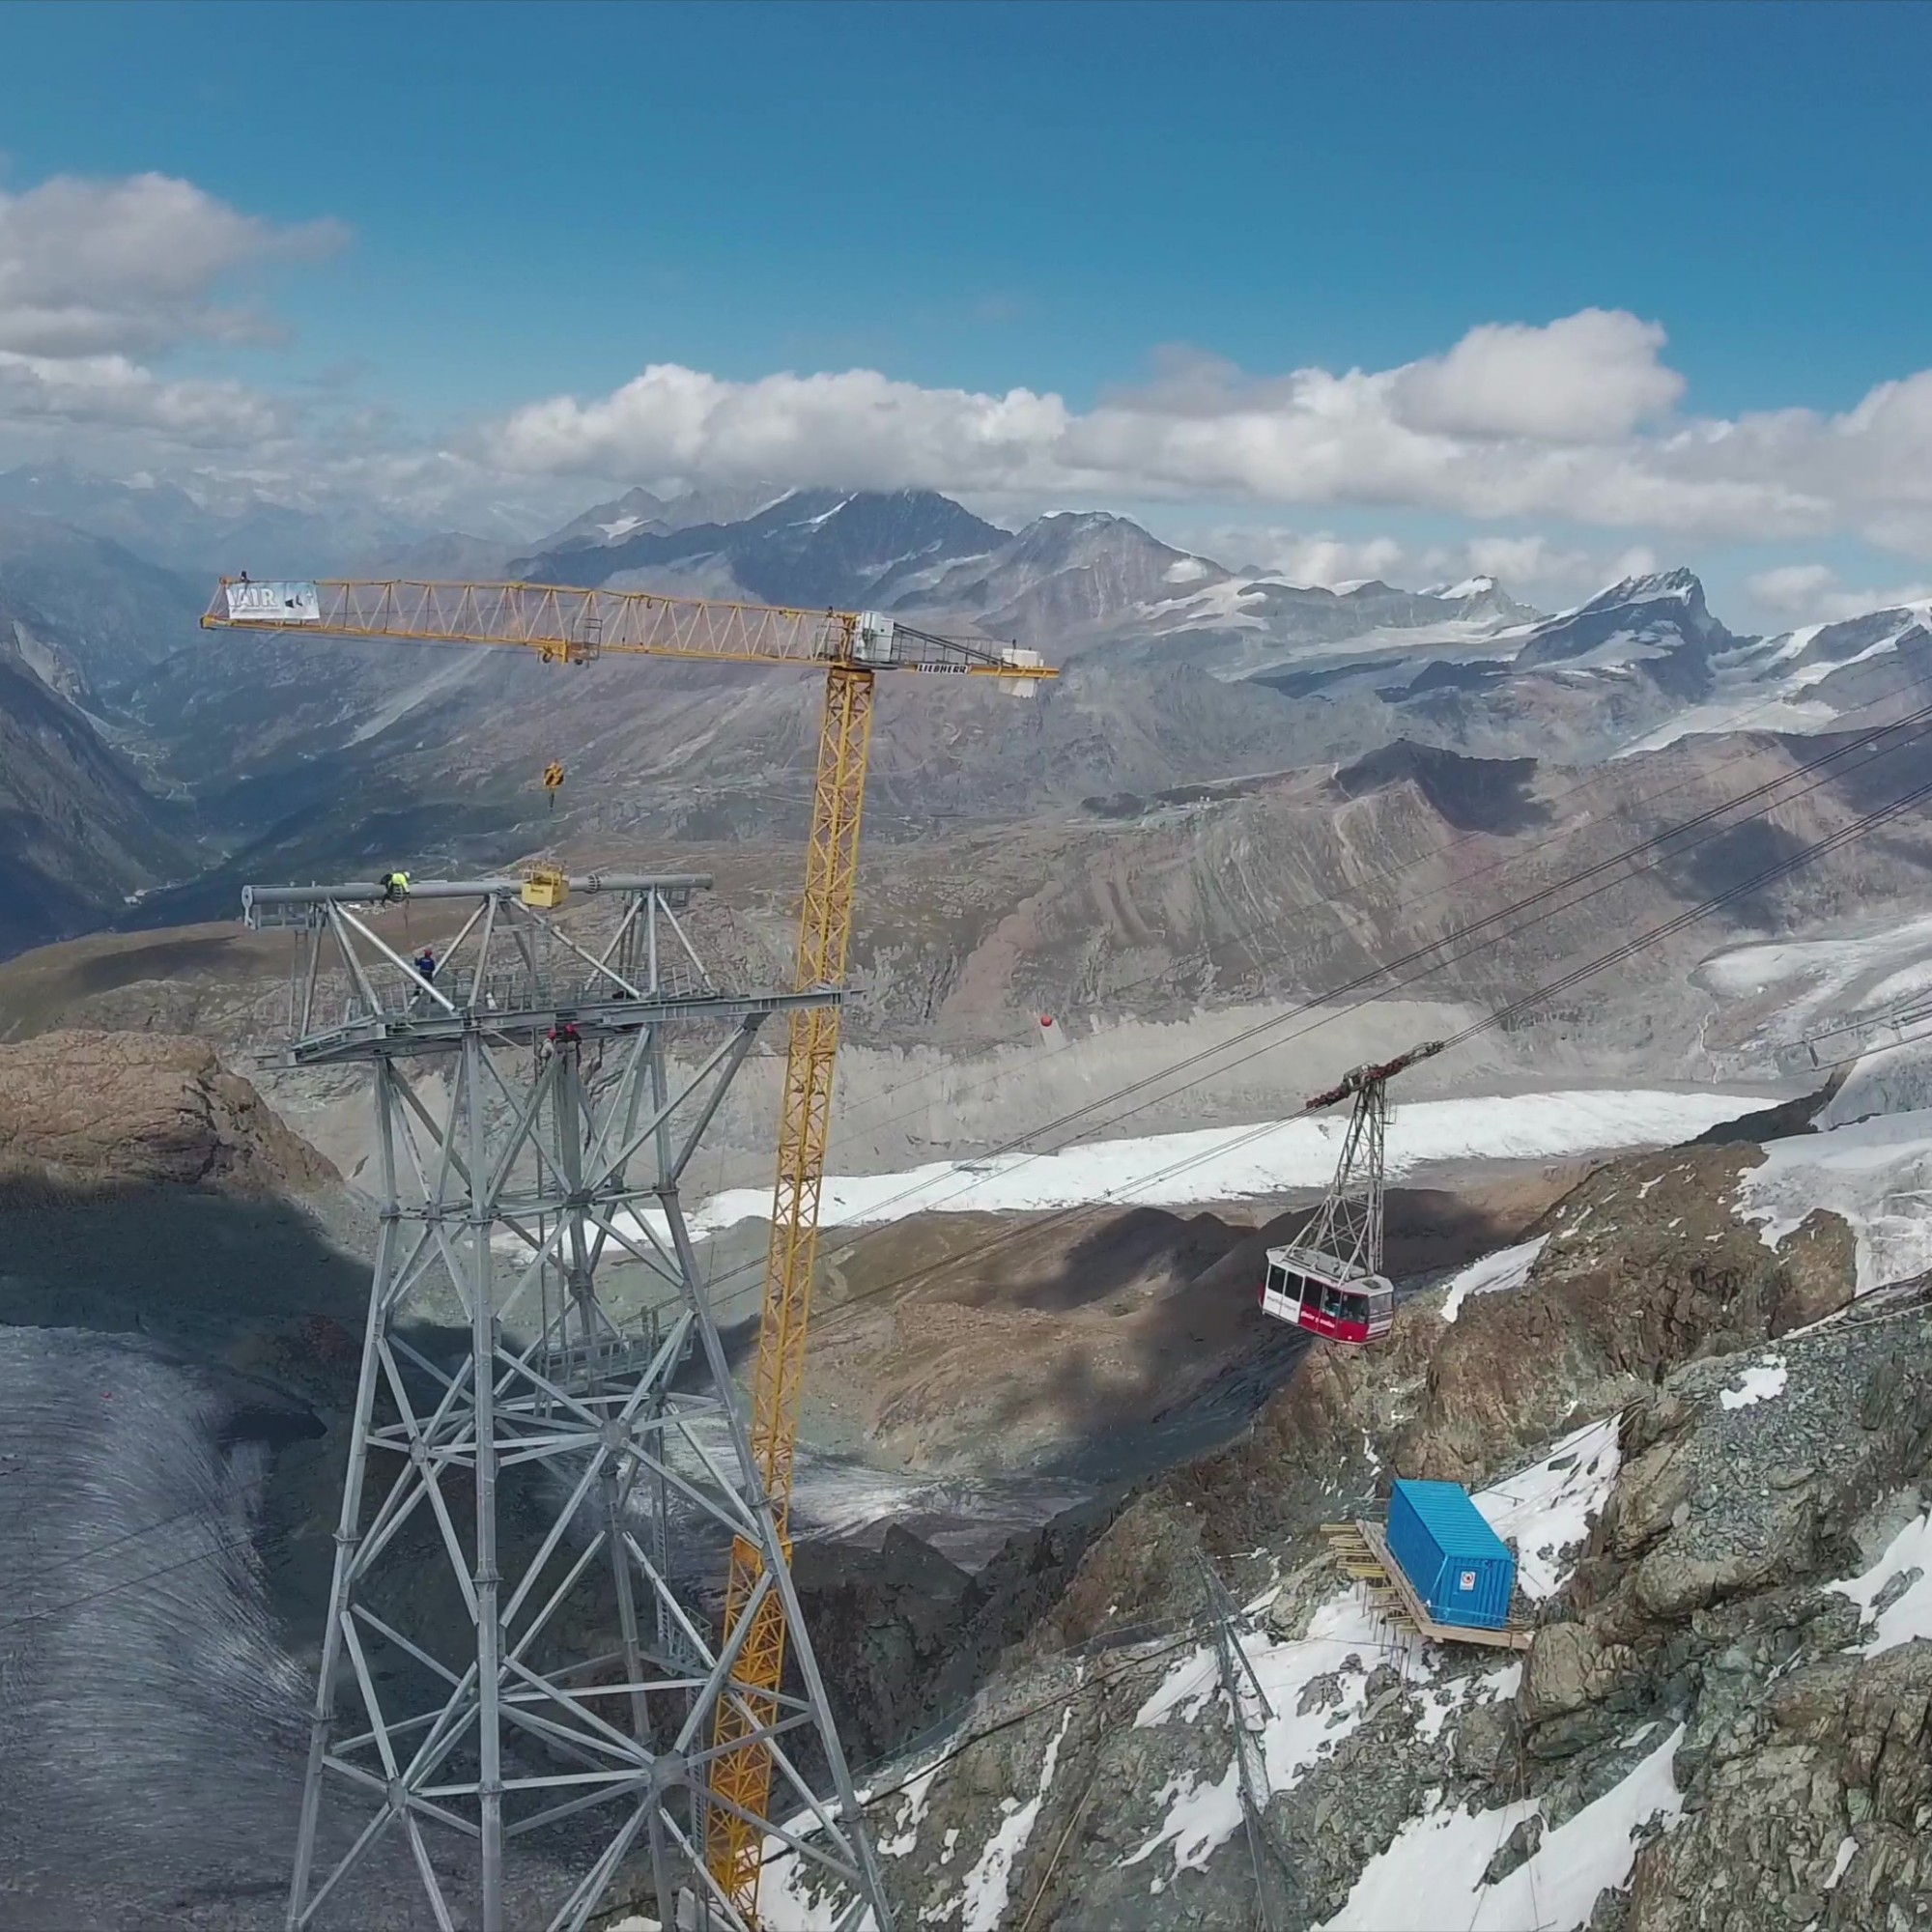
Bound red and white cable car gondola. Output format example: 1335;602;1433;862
1260;1244;1394;1344
1258;1039;1444;1348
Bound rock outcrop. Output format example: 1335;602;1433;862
764;1133;1925;1931
0;1029;337;1194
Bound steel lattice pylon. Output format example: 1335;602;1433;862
249;874;891;1932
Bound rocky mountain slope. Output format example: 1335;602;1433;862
751;1095;1932;1931
0;509;205;704
0;1029;337;1196
11;724;1931;1196
0;597;190;956
8;462;1932;1092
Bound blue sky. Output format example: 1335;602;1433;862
4;0;1932;619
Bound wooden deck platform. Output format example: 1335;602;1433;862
1321;1520;1536;1652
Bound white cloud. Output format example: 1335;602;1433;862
1247;532;1406;587
490;362;1074;494
1391;309;1684;442
0;351;290;443
0;173;342;459
479;313;1932;554
1746;561;1932;624
0;173;344;359
6;174;1932;591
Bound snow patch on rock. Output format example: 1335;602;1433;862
1439;1236;1548;1323
1719;1357;1788;1410
1315;1724;1685;1930
1473;1416;1622;1601
951;1706;1073;1931
1833;1506;1932;1655
1127;1592;1405;1883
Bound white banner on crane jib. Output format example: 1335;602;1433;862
224;580;321;624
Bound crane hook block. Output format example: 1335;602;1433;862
543;762;565;790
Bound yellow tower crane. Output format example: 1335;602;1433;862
202;575;1054;1920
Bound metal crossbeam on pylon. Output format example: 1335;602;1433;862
259;877;891;1932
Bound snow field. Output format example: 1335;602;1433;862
1735;1106;1932;1293
1701;909;1932;1033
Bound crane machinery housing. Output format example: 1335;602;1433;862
204;576;1055;1929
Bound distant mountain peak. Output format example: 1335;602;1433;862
1578;566;1707;613
515;484;1007;610
1421;574;1497;599
1513;565;1727;680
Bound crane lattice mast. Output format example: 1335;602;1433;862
204;579;1055;1927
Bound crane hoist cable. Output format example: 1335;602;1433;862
201;575;1054;1919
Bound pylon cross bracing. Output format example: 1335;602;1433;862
247;875;892;1932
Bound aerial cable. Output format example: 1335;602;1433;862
687;707;1932;1290
32;687;1932;1628
775;745;1932;1335
1441;763;1932;1052
822;667;1932;1148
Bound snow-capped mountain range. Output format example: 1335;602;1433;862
6;461;1932;955
511;484;1540;654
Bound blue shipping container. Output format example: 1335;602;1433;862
1384;1479;1515;1630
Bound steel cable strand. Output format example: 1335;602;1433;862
689;721;1932;1331
812;667;1932;1145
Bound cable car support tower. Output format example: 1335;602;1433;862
1260;1041;1444;1345
247;872;891;1932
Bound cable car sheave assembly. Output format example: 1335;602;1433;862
203;577;1054;1932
